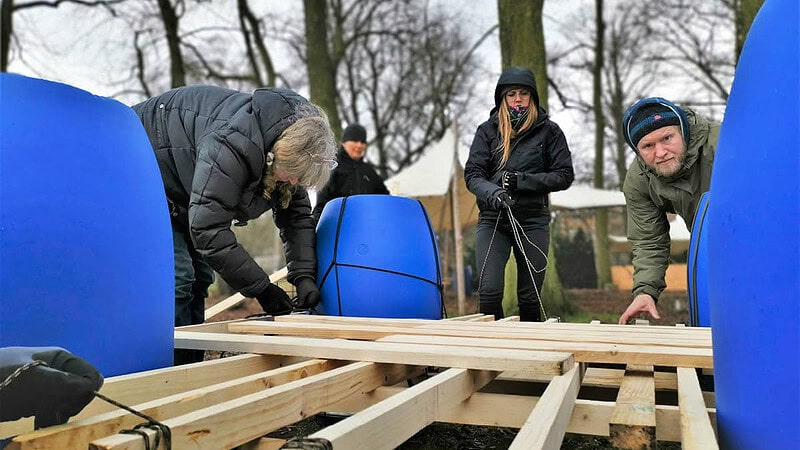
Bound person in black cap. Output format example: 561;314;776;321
464;67;574;322
312;123;389;220
618;97;720;325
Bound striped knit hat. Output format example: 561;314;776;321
623;97;689;152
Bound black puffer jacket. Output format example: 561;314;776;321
132;86;316;296
465;108;574;223
312;147;389;218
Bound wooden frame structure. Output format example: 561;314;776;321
1;315;717;449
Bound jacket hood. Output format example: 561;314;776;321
636;108;709;181
252;88;312;153
493;67;540;112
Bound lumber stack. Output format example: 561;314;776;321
0;315;717;450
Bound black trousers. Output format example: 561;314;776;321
475;215;549;322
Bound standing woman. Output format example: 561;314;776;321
133;86;336;364
465;67;574;322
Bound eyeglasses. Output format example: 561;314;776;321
305;151;338;170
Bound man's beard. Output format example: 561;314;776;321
653;149;686;177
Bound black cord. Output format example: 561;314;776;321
94;391;172;450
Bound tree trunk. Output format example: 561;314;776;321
237;0;276;87
302;0;341;139
497;0;547;109
157;0;185;88
0;0;12;72
734;0;764;63
592;0;612;288
498;0;565;316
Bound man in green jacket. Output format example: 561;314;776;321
618;97;720;324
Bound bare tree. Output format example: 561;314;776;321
1;0;123;72
287;0;489;177
303;0;342;139
592;0;612;289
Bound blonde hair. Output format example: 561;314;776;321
496;86;537;167
262;103;336;208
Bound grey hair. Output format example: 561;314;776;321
263;103;336;207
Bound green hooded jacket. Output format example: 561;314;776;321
622;109;720;301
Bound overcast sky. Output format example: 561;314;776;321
9;0;710;179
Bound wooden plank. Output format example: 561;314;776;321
495;316;521;322
81;354;292;418
380;334;712;368
328;386;716;443
9;359;343;450
205;267;287;320
276;315;434;327
445;313;485;321
610;364;657;449
467;315;496;322
498;367;679;391
88;362;418;450
310;369;498;449
508;363;583;450
175;331;574;375
1;354;289;439
677;367;719;449
228;320;712;349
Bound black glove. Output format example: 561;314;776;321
502;171;519;193
255;283;293;316
487;188;515;210
294;278;321;310
0;346;104;429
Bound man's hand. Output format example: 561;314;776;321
618;294;661;325
294;278;321;310
0;347;104;428
255;283;293;316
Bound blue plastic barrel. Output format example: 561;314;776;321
686;192;710;327
316;195;443;319
0;74;174;377
705;0;799;448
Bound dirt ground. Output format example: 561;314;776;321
208;289;689;449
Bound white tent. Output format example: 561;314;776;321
385;129;635;229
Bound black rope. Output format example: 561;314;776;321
94;391;172;450
281;437;333;449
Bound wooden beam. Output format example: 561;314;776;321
508;363;583;450
445;313;485;321
677;367;719;449
498;367;679;391
609;364;656;449
205;267;287;320
175;331;574;375
10;360;342;450
379;334;712;368
88;362;418;450
228;320;712;349
494;316;521;322
310;369;498;449
329;386;716;443
466;315;496;322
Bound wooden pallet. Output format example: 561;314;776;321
1;315;717;450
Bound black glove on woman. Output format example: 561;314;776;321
487;188;516;210
255;283;293;316
294;278;321;310
0;346;104;429
502;171;519;192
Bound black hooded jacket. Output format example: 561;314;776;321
465;67;574;224
132;86;317;296
312;146;389;219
